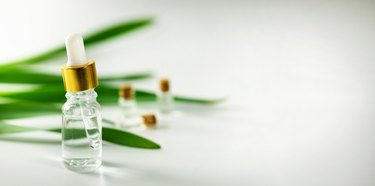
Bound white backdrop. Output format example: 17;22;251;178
0;0;374;185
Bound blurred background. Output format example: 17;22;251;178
0;0;375;185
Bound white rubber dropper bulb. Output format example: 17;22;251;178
65;33;88;66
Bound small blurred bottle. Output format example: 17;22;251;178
118;84;139;128
118;113;158;129
141;114;158;128
158;78;174;114
141;113;158;128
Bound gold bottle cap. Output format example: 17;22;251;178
119;84;133;100
160;78;170;93
61;60;99;92
141;114;157;127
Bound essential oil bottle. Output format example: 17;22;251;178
158;78;174;114
141;114;158;128
118;84;139;128
61;34;102;172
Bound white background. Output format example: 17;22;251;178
0;0;374;185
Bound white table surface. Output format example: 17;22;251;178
0;0;374;185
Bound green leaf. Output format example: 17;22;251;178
175;96;226;104
0;123;36;134
0;84;223;105
0;122;160;149
102;127;160;149
50;127;160;149
0;68;63;84
0;18;153;69
96;85;157;103
0;102;60;120
0;68;152;84
0;86;65;105
99;71;153;82
0;85;155;104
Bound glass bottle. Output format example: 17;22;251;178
141;113;157;128
61;33;102;172
158;78;174;114
62;89;102;172
118;84;140;128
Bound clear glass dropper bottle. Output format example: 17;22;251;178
61;34;102;172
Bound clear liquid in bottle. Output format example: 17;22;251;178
62;90;102;172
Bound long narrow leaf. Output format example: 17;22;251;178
51;127;161;149
0;86;65;104
0;102;60;120
0;85;223;105
0;122;160;149
0;123;36;134
0;68;152;84
102;127;160;149
0;18;153;69
0;85;154;104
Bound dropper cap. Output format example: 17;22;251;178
66;34;88;66
62;34;99;92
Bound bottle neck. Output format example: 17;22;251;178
65;89;97;103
